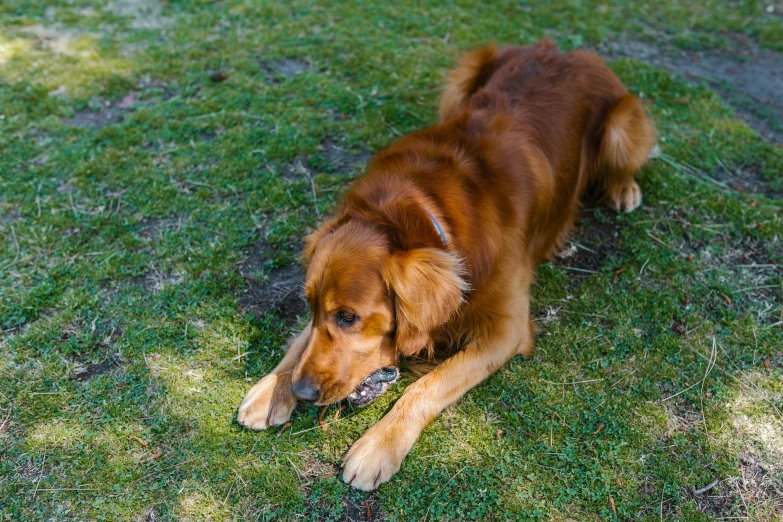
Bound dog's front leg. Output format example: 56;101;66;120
342;314;531;490
237;321;311;430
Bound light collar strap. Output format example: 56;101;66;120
425;209;448;247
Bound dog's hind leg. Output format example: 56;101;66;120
237;321;311;430
597;94;656;213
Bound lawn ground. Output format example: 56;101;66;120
1;1;782;520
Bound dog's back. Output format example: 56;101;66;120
440;41;655;260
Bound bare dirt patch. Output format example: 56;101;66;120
662;399;703;437
318;138;373;176
136;74;176;98
130;264;184;294
599;39;783;144
133;508;160;522
688;481;739;519
276;59;309;77
281;139;371;182
237;241;307;325
137;215;186;241
687;451;783;519
71;356;119;381
64;76;176;129
556;208;623;274
302;454;335;480
711;163;783;199
736;451;783;515
260;58;312;83
716;237;783;324
721;236;783;268
0;203;22;228
64;96;135;129
61;318;124;380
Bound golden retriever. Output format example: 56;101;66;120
238;40;655;490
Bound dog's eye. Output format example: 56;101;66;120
337;311;357;325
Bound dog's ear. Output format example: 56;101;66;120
303;217;340;262
383;248;467;356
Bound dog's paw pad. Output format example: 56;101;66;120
609;181;642;213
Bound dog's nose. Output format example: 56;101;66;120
291;378;320;402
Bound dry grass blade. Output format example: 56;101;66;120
129;435;148;447
0;403;13;434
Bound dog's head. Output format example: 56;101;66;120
290;205;466;405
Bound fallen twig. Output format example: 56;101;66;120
543;378;604;386
562;266;598;274
693;478;719;495
333;404;346;421
34;486;95;492
276;422;292;438
129;435;148;447
318;407;329;430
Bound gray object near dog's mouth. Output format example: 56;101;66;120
346;366;399;407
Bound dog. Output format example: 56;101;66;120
237;40;655;490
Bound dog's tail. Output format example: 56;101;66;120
594;94;656;211
439;44;499;120
597;94;656;178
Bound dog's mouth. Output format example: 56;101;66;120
346;366;399;407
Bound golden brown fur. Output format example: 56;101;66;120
238;40;655;490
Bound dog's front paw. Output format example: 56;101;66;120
608;180;642;213
342;422;412;491
237;373;296;430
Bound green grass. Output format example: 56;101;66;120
1;1;782;520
